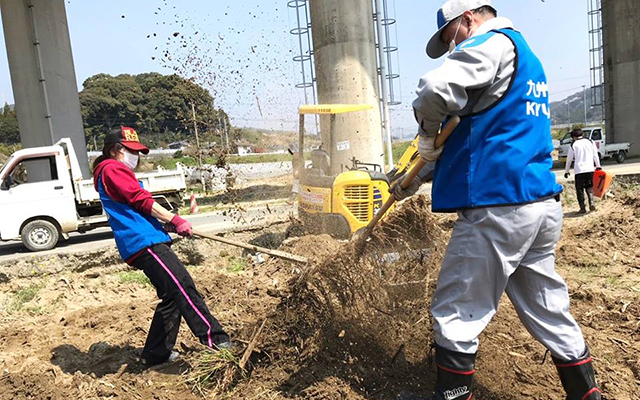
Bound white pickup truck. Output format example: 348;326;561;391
557;126;632;164
0;138;186;252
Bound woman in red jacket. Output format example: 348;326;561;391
93;127;230;366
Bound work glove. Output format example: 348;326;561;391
564;172;570;179
390;178;422;201
418;133;443;162
170;214;193;237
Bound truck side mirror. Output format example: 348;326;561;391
0;177;10;191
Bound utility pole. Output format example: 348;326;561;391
191;103;203;167
567;101;571;128
582;85;587;125
216;116;224;150
222;117;229;152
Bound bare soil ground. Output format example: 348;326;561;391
1;179;639;400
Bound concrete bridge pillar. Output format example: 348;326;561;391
309;0;384;175
1;0;89;177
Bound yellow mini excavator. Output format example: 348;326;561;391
295;104;428;239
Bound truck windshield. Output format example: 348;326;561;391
560;133;572;145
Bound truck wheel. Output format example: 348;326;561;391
21;220;60;252
615;151;627;164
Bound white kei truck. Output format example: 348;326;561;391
557;126;632;164
0;138;186;252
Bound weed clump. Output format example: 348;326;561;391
5;284;43;314
186;348;242;397
116;270;152;287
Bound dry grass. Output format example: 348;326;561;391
185;348;243;397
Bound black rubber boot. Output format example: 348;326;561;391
397;346;475;400
587;188;596;212
576;187;587;214
429;345;475;400
553;348;602;400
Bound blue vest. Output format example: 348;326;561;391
432;28;562;212
98;176;171;260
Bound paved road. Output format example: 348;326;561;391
0;202;294;264
230;159;640;183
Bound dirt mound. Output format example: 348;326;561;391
280;233;343;265
250;196;449;398
288;196;446;334
558;180;640;270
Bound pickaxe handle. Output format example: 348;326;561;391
193;229;308;264
358;116;461;238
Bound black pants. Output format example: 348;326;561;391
131;243;228;363
575;172;595;210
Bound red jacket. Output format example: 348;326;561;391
93;159;154;215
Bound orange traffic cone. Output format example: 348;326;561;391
190;193;200;214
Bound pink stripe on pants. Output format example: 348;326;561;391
147;249;213;348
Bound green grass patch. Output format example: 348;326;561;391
392;141;412;164
6;284;42;313
605;275;622;287
117;270;152;287
226;257;247;273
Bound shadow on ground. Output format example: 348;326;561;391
276;323;513;400
51;342;186;377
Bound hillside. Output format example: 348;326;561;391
550;87;604;125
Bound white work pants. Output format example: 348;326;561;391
431;198;586;361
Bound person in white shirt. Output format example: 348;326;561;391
564;128;602;214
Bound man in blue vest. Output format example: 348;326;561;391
393;1;601;399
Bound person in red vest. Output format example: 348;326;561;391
93;127;231;366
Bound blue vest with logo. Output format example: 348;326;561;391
97;176;171;260
432;28;562;212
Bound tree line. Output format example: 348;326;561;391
0;73;234;150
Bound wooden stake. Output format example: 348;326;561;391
219;319;268;392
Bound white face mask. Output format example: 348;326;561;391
122;150;139;170
448;18;464;54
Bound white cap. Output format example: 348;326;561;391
426;0;493;59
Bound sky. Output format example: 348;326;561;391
0;0;593;137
